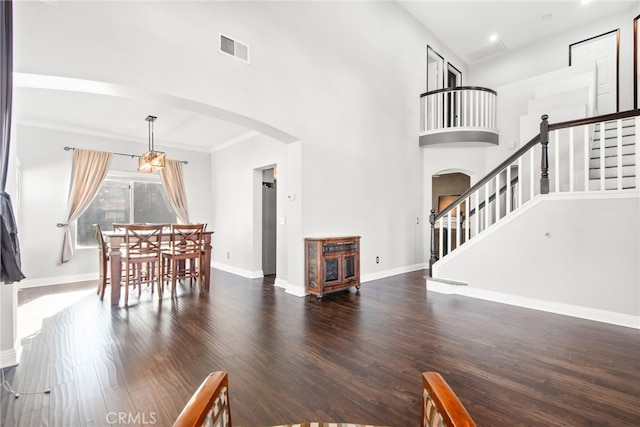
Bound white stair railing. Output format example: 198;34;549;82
420;86;498;133
428;109;640;274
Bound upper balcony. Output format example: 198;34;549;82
420;86;499;147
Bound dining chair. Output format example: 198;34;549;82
162;223;205;297
93;223;110;300
112;223;127;231
123;223;164;307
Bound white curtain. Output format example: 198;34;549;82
159;159;189;224
60;149;112;263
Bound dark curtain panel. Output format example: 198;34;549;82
1;0;25;283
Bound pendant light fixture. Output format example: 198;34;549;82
137;115;165;172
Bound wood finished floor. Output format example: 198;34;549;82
1;269;639;426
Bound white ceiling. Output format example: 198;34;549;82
13;0;639;152
398;0;637;64
14;85;254;152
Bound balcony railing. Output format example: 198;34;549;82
420;86;498;146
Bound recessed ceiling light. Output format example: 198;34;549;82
489;34;498;42
581;0;591;4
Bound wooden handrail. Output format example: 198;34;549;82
420;86;497;98
428;108;640;274
433;109;640;222
548;108;640;131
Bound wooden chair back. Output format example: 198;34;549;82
421;372;476;427
169;223;205;257
124;224;164;258
173;371;231;427
93;223;109;300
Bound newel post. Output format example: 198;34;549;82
428;209;436;277
540;114;549;194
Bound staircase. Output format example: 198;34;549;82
589;118;636;191
426;109;639;328
429;109;640;270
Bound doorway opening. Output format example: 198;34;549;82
446;63;462;127
431;171;470;256
261;167;277;278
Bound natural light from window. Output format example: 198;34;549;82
76;174;176;246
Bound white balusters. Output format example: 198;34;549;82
583;125;590;192
420;88;497;133
617;119;623;190
599;122;605;191
569;128;575;192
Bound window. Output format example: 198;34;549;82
77;174;176;247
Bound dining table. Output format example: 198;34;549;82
102;229;214;306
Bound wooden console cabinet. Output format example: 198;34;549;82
305;236;360;298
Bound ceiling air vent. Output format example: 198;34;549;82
464;40;507;63
219;33;250;63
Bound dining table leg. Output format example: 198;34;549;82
109;244;123;305
202;235;212;291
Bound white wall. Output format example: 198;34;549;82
468;4;637;111
14;1;474;290
15;124;213;286
211;133;287;279
434;194;640;318
428;3;639;220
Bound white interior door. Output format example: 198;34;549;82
570;30;618;114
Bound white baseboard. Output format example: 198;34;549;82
285;283;306;297
274;278;288;289
361;263;427;283
18;273;97;289
212;262;263;279
426;279;640;329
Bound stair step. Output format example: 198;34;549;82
589;164;636;179
592;143;636;156
588;176;637;190
591;132;635;145
589;153;636;168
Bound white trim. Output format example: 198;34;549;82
361;263;427;283
14;73;298;144
274;278;288;289
426;279;640;329
284;283;306;297
419;126;499;137
18;273;97;289
212;262;263;279
0;344;20;369
211;131;259;153
280;264;429;298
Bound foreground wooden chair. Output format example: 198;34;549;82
174;371;475;427
421;371;476;427
173;371;231;427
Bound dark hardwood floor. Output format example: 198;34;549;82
1;269;639;426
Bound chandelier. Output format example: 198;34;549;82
137;115;165;172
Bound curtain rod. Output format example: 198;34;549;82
63;146;189;165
